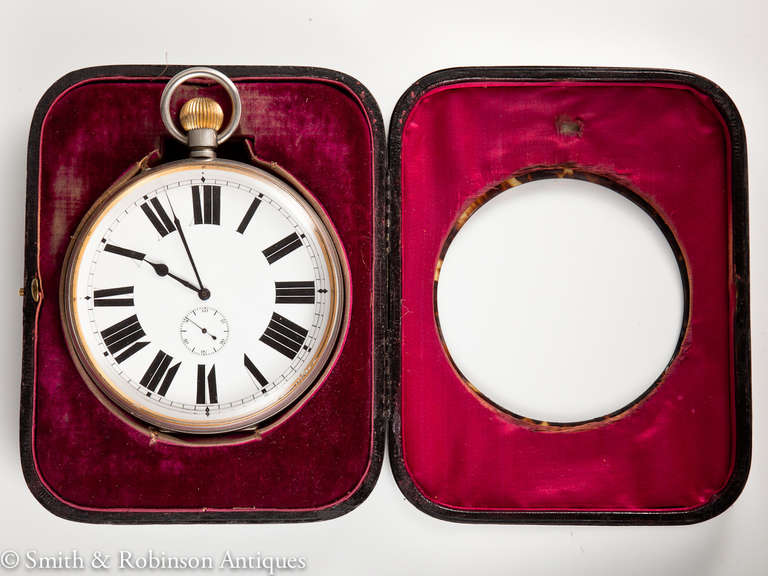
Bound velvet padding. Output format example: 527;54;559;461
398;81;740;513
30;74;376;513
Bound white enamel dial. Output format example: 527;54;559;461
62;160;348;434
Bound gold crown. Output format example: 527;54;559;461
179;97;224;132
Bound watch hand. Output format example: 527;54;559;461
143;259;169;276
166;194;208;299
186;317;218;340
167;271;202;293
104;244;201;294
143;258;200;293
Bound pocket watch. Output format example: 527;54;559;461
61;67;349;435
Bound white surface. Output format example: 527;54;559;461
437;178;684;423
2;1;766;574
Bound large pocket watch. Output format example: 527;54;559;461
60;68;349;435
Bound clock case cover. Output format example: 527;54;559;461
20;66;750;524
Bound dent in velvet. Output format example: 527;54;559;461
400;82;734;511
34;78;374;510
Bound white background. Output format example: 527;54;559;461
2;1;766;574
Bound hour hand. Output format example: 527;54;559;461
145;260;203;295
152;265;200;293
103;243;202;296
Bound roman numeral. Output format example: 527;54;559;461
262;232;302;264
100;314;149;362
196;365;218;404
141;197;176;237
236;196;261;234
275;281;315;304
93;286;134;307
104;243;145;261
192;185;221;225
260;312;308;359
244;354;269;392
140;350;180;396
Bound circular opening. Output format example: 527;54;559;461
435;173;686;426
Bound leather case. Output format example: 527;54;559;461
21;66;750;524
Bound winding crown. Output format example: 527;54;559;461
179;97;224;132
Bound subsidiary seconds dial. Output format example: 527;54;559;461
180;306;229;356
62;160;348;434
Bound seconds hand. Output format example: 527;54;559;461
186;317;218;340
166;194;209;301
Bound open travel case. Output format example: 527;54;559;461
21;65;750;524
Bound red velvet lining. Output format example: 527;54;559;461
400;81;735;511
33;76;375;511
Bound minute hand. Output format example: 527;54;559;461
165;194;209;300
174;216;204;290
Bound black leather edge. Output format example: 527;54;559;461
385;66;751;525
21;65;387;524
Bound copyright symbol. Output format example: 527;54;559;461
0;551;19;569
